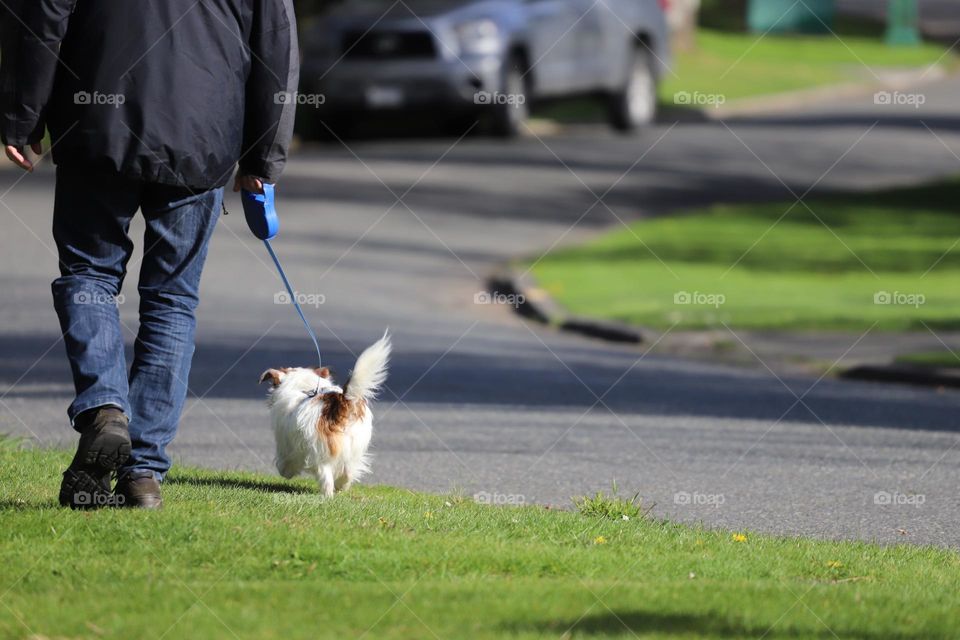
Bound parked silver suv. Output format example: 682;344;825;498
299;0;671;137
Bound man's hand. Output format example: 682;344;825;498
4;142;43;171
233;174;264;194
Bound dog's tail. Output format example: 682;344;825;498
344;330;391;403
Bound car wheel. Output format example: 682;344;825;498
608;47;657;133
489;54;529;138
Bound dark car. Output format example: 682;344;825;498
298;0;671;137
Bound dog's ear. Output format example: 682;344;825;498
315;367;331;379
259;368;285;387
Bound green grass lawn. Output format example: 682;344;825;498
528;180;960;332
665;0;954;102
3;442;960;639
535;11;952;123
896;350;960;369
660;27;950;106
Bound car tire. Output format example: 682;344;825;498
489;54;529;138
608;46;657;133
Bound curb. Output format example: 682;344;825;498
840;364;960;389
491;268;960;391
488;268;650;345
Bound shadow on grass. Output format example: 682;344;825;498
0;498;59;511
516;610;929;639
165;475;315;495
537;178;960;278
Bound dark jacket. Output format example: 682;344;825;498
1;0;298;189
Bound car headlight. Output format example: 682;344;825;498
454;19;501;56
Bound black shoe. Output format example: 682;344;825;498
59;406;131;509
115;472;163;510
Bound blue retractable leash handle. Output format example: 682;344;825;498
241;184;324;371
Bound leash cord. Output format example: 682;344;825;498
263;238;323;371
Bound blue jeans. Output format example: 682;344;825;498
52;166;222;481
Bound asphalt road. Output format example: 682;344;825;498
4;76;960;547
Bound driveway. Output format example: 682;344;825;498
3;75;960;546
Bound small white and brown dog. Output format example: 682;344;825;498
259;333;390;496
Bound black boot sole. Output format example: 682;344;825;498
59;429;131;509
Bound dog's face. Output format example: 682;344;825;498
260;364;366;467
259;366;344;399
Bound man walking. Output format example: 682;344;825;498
1;0;298;508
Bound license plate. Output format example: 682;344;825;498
365;85;404;108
